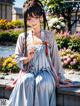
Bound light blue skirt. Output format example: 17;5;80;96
7;68;56;106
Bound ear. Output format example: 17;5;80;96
40;16;43;23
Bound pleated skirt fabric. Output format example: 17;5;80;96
7;68;56;106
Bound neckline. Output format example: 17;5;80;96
31;29;43;40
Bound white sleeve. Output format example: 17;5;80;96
15;33;25;70
50;32;66;81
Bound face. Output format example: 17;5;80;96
27;14;41;29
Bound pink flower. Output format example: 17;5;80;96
63;60;68;65
66;57;71;63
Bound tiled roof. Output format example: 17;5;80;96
14;7;23;14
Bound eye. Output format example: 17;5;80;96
35;16;39;19
27;18;31;21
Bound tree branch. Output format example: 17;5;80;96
71;3;79;27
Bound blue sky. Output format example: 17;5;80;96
14;0;25;8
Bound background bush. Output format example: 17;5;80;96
56;34;80;52
10;20;24;28
56;35;70;49
2;54;19;73
0;57;5;71
0;19;24;30
68;35;80;52
0;19;8;30
59;49;80;71
0;30;23;45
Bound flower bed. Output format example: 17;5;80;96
56;34;80;52
59;49;80;71
0;19;24;30
1;54;19;73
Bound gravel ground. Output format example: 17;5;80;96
64;69;80;81
0;69;80;82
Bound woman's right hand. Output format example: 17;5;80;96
24;48;35;64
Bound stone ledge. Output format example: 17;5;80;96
0;73;80;106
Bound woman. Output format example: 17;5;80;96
7;0;71;106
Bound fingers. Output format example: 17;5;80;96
28;48;35;54
28;48;35;61
65;79;72;83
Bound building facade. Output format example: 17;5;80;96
12;7;23;21
0;0;14;20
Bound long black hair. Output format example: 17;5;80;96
23;0;48;55
23;0;47;30
23;0;48;71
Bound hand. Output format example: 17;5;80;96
57;79;73;88
5;71;26;90
24;48;35;64
60;79;72;84
28;48;35;61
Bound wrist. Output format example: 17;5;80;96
23;57;29;64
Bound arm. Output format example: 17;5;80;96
15;33;27;70
15;33;24;70
50;32;66;82
15;33;35;70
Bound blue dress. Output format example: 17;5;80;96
7;30;66;106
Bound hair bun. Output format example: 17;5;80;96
23;0;42;9
23;0;38;8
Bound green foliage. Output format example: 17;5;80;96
11;20;24;28
6;22;14;29
0;19;24;30
0;57;5;71
56;35;70;49
56;34;80;52
2;54;19;73
40;0;80;32
0;30;23;45
68;35;80;52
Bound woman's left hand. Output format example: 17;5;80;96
58;79;73;88
5;71;26;90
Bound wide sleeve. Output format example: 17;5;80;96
15;33;25;70
50;31;66;81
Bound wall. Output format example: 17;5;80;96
0;3;12;20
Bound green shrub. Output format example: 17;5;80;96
2;54;19;73
11;20;24;28
6;22;14;29
68;35;80;52
56;35;80;52
0;19;24;30
0;57;5;71
56;35;70;49
0;30;23;45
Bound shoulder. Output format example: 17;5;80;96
18;32;25;38
43;30;54;43
18;30;31;40
43;30;54;39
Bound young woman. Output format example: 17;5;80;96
7;0;71;106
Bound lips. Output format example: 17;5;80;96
32;24;37;26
